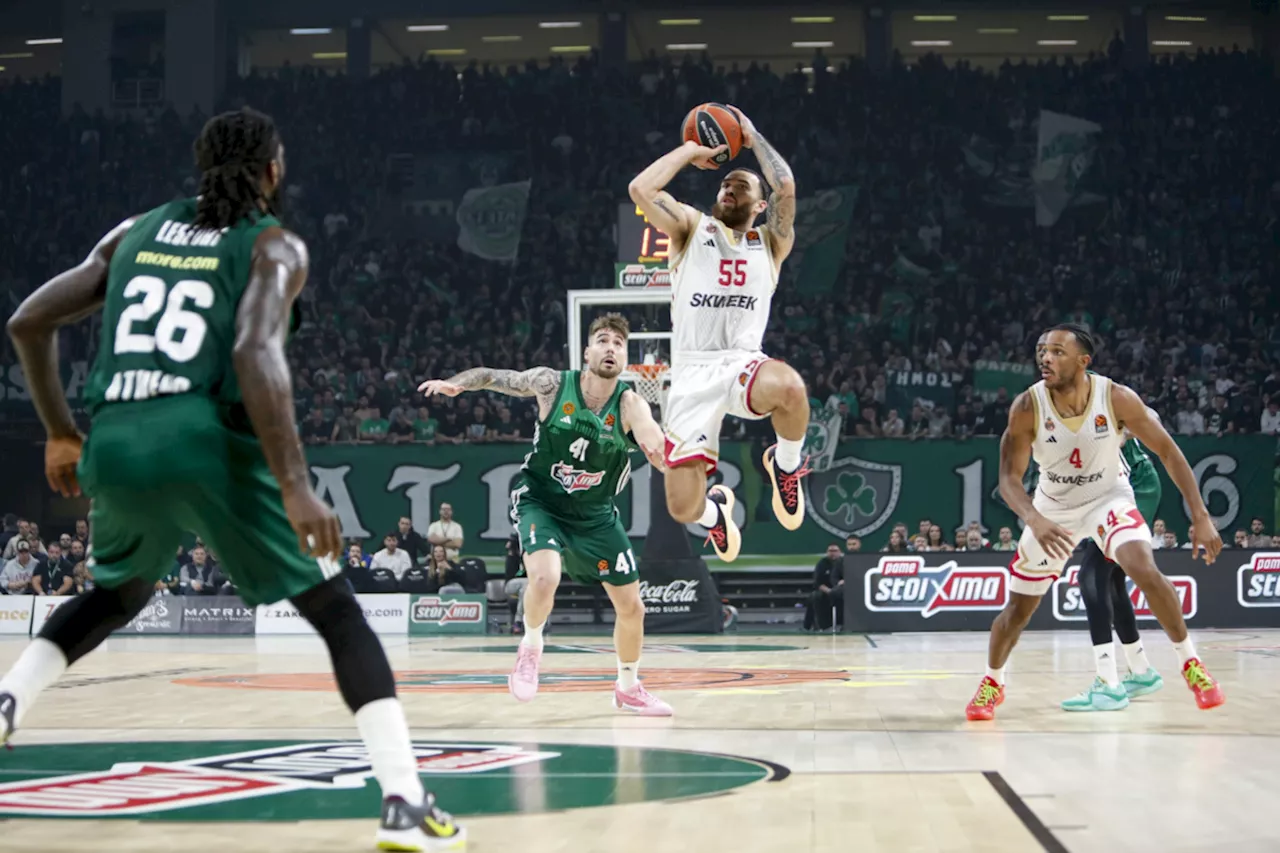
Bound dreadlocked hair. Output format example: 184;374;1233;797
193;107;280;231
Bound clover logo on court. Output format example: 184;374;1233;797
804;457;902;539
824;472;878;527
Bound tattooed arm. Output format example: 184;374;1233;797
728;107;797;263
419;366;563;419
628;142;725;260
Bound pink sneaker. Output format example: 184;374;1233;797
508;643;542;702
612;682;674;716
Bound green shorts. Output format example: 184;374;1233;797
511;496;637;587
1131;466;1162;527
78;398;333;607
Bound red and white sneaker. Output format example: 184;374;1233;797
613;682;674;717
965;676;1006;721
508;643;542;703
703;485;742;563
763;445;811;531
1181;658;1225;710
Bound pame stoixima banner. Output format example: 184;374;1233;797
408;594;487;635
845;550;1280;633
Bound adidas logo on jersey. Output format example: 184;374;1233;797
560;416;572;424
1046;435;1057;443
703;239;715;247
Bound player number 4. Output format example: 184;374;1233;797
717;258;747;287
569;436;590;462
1068;448;1083;469
114;275;214;363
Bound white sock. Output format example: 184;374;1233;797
0;638;68;726
617;659;640;691
1122;640;1152;674
985;665;1006;686
1094;642;1120;687
774;437;804;473
522;620;545;652
698;499;720;528
1173;637;1198;666
353;698;426;806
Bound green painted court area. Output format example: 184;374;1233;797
444;643;802;654
0;740;778;822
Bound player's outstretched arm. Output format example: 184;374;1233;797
7;217;136;496
628;141;723;249
728;107;796;262
8;218;134;439
999;392;1073;560
235;227;341;560
620;390;668;472
420;366;562;418
1111;383;1222;563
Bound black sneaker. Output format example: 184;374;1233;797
376;793;466;851
703;485;742;562
763;445;811;531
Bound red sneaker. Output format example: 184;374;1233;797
965;676;1006;721
1181;658;1225;710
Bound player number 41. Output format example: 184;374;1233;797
717;259;747;287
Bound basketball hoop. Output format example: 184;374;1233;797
627;362;670;410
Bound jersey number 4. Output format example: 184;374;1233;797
717;259;747;287
114;275;214;363
1068;448;1083;469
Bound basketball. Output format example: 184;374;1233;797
681;103;743;166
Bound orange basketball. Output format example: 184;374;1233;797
681;103;743;166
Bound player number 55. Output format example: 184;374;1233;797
717;258;747;287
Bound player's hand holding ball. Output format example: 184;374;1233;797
681;102;744;169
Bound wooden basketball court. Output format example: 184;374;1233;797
1;629;1276;852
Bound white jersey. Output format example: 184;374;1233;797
1029;374;1133;511
669;210;777;361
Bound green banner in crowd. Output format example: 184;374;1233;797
884;370;963;415
408;594;487;635
973;360;1036;402
307;436;1272;554
789;185;857;295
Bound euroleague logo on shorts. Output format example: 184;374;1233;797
863;556;1008;618
1236;552;1280;608
1051;565;1198;621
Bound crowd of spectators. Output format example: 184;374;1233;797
1;44;1278;452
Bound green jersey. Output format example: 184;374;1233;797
1121;435;1160;498
83;198;287;420
512;371;636;521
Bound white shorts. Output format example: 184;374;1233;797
1008;489;1152;596
663;351;773;474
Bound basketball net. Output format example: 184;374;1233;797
627;362;670;410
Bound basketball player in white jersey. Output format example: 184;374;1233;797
966;324;1225;721
627;106;810;562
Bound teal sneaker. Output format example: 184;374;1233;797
1061;677;1130;712
1121;667;1164;698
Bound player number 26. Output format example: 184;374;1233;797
114;275;214;363
717;258;747;287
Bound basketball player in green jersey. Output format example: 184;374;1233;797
418;313;674;715
0;108;463;851
1059;411;1166;712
